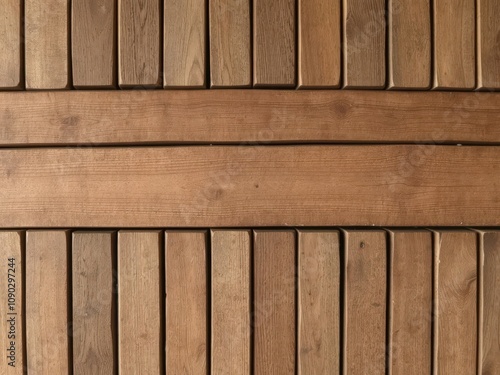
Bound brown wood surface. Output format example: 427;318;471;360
433;0;475;90
26;231;69;374
0;231;23;374
209;0;251;87
2;91;500;146
25;0;70;89
434;231;477;375
298;230;340;374
253;0;295;87
344;230;387;374
254;230;296;374
211;230;251;375
166;231;207;374
73;231;116;374
118;231;162;374
477;0;500;90
298;0;341;88
72;0;116;88
164;0;206;87
388;230;432;375
480;231;500;374
118;0;161;87
0;145;499;228
388;0;431;89
343;0;386;88
0;0;22;89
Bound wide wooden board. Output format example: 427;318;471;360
477;0;500;90
0;0;22;89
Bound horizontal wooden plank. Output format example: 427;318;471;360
1;91;500;146
0;145;499;227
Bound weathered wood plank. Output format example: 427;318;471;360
298;0;341;88
477;0;500;90
209;0;251;87
388;230;432;375
26;231;69;374
0;0;22;89
298;230;340;374
72;0;116;88
0;231;24;374
388;0;431;89
118;0;161;87
211;230;251;375
1;91;500;146
166;231;207;374
344;230;386;374
0;145;499;228
434;231;477;375
25;0;70;89
254;230;296;374
164;0;206;87
73;231;116;374
253;0;295;87
118;231;162;374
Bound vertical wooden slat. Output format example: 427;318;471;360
118;0;161;88
166;231;207;374
72;0;116;88
26;231;69;374
211;230;251;375
344;230;386;374
253;0;295;87
0;0;22;89
388;230;432;375
298;230;340;374
209;0;251;87
164;0;206;88
343;0;386;89
118;231;162;374
480;231;500;374
477;0;500;90
298;0;341;88
433;0;475;89
388;0;431;89
25;0;70;89
254;230;296;374
73;232;116;374
434;231;477;375
0;231;24;374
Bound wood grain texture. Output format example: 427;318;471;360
253;0;295;87
344;230;387;375
118;231;162;374
254;230;296;375
477;0;500;90
25;0;70;89
298;0;341;88
118;0;161;87
72;0;116;88
164;0;206;87
209;0;251;87
211;230;251;375
298;230;340;374
26;231;69;374
480;231;500;374
1;145;500;228
343;0;386;88
433;0;475;90
388;230;432;375
0;0;22;89
388;0;431;89
0;231;23;374
2;91;500;146
73;232;116;374
166;231;207;374
434;231;477;375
